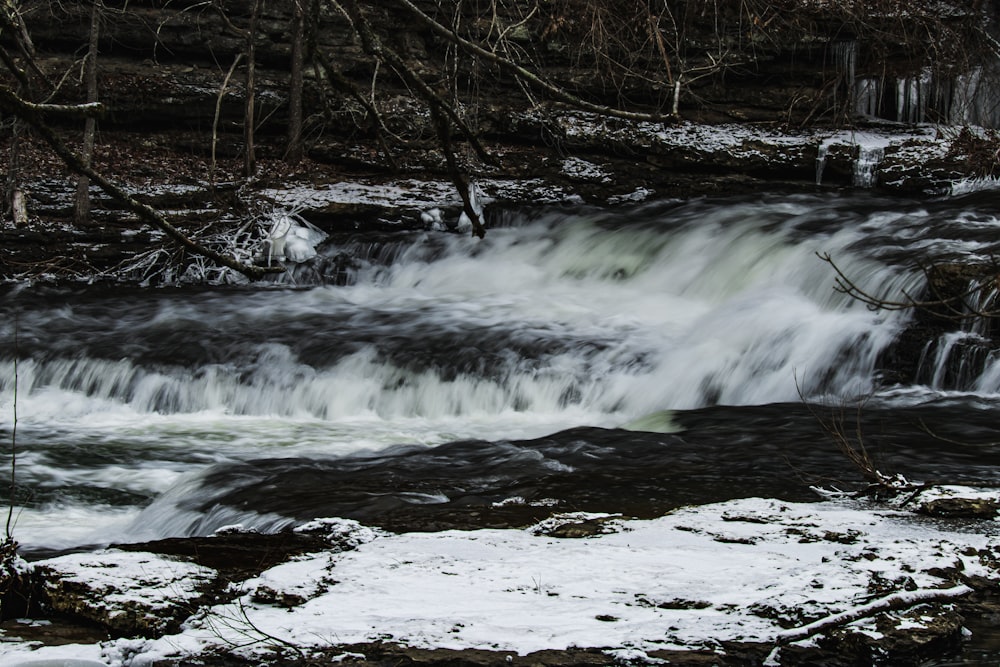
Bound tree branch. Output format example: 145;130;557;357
12;99;105;118
342;0;493;165
774;584;972;646
312;47;399;169
818;252;1000;319
431;107;485;238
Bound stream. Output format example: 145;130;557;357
3;191;1000;661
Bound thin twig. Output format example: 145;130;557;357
6;311;17;541
818;252;1000;319
212;54;244;185
343;0;494;165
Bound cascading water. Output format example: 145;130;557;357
815;143;829;186
917;277;1000;392
853;144;886;187
2;193;1000;551
815;132;892;189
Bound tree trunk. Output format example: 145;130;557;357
74;0;101;225
6;116;24;225
286;0;305;164
244;0;262;178
10;186;27;226
3;0;39;224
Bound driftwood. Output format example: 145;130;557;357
774;583;973;646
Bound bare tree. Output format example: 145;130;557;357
244;0;263;177
73;0;102;225
286;0;306;164
1;0;40;227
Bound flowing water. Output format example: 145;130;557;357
3;191;1000;562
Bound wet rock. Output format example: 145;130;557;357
531;513;626;539
877;262;1000;387
920;497;1000;519
0;615;109;646
114;529;335;581
0;539;37;622
817;605;966;666
161;642;749;667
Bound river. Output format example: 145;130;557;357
2;192;1000;568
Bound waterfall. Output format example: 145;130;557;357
815;143;829;186
917;279;1000;391
6;192;1000;550
815;132;891;188
0;197;927;427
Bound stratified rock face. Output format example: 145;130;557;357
35;550;217;636
15;1;999;140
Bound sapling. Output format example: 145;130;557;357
0;311;30;622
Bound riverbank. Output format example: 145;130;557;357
3;488;1000;666
4;116;997;285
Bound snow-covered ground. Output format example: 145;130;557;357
255;116;985;223
3;491;998;666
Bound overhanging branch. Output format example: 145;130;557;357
818;251;1000;320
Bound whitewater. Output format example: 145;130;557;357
2;191;1000;552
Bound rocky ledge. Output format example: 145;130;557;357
3;487;1000;666
3;114;996;283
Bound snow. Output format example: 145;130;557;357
552;113;816;164
908;484;1000;504
261;177;584;217
262;179;459;211
561;157;612;183
36;550;216;617
5;494;998;666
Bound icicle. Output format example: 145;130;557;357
896;78;913;123
855;78;879;117
833;41;857;88
948;65;1000;128
815;143;829;186
832;41;857;115
895;69;931;124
